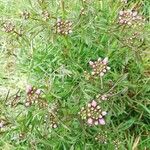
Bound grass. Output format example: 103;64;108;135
0;0;150;149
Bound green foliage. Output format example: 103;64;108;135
0;0;150;149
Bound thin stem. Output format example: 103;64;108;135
5;90;10;104
100;77;103;89
61;0;65;17
13;30;22;36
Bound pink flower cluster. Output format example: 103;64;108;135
26;85;59;129
118;10;144;26
25;85;43;107
89;57;110;77
78;100;107;126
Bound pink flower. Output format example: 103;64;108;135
119;11;124;16
35;89;41;95
0;121;4;128
89;57;110;77
91;100;97;107
102;57;108;64
87;118;93;125
26;85;32;94
99;118;106;125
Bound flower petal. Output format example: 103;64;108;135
99;118;106;125
91;100;97;107
87;118;93;125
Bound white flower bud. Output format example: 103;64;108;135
103;57;108;64
100;72;104;76
89;61;94;65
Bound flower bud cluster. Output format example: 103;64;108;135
3;21;15;33
113;140;121;150
42;10;50;21
126;32;142;45
0;120;5;129
96;93;112;101
55;18;73;35
95;132;108;144
0;119;7;131
45;103;59;128
21;10;30;20
25;85;42;107
80;8;86;16
89;57;110;77
26;85;59;129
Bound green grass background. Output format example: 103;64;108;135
0;0;150;149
